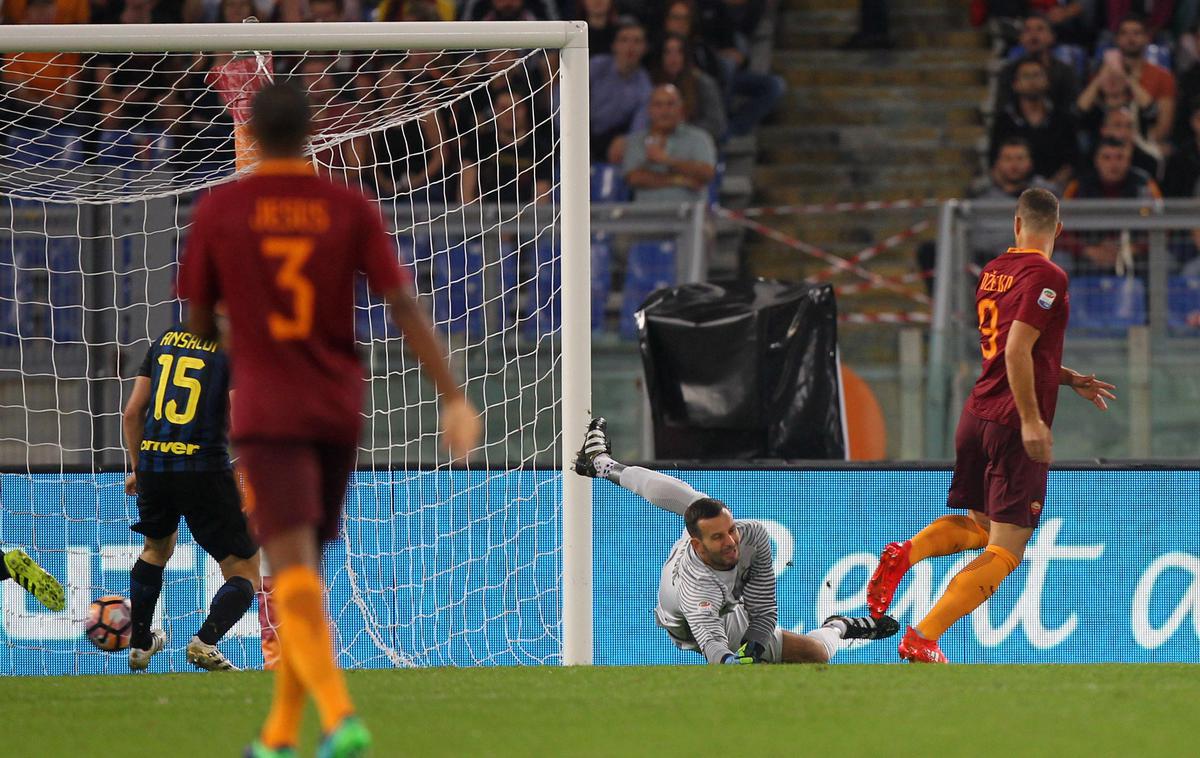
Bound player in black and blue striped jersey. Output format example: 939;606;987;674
122;323;261;673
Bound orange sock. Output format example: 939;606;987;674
916;544;1019;641
909;515;990;564
260;642;305;748
272;565;355;733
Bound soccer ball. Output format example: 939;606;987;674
86;595;132;651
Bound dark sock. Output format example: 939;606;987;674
129;558;165;650
0;549;9;581
197;576;254;646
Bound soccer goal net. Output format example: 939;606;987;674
0;21;592;674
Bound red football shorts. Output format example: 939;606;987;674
235;440;357;544
946;409;1048;528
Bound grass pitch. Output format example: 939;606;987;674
10;664;1194;756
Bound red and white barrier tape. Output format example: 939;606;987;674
810;219;932;283
713;206;932;305
835;269;931;297
839;311;931;324
716;198;943;218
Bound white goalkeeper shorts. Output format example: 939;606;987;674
666;604;784;663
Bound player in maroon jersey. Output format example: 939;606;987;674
179;82;480;757
865;188;1116;663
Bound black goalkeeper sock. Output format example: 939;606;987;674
129;558;165;650
0;549;9;581
196;576;254;646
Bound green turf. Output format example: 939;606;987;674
9;664;1196;756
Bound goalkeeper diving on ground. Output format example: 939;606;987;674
575;418;898;664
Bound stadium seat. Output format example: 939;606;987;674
620;240;676;340
526;238;560;339
590;163;629;203
591;234;612;332
1069;275;1147;333
708;161;725;206
1168;276;1200;331
4;126;83;170
357;236;420;341
433;239;488;338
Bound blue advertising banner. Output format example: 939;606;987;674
1;467;1198;675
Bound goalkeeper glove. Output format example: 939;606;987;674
721;641;766;664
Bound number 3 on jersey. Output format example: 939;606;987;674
262;236;315;340
978;298;999;359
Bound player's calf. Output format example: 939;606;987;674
190;574;254;668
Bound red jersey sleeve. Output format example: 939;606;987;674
356;195;408;295
1012;263;1067;333
178;194;220;307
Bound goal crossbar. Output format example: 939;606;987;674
0;21;587;53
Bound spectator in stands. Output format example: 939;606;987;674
308;0;347;21
460;0;557;20
1163;97;1200;197
917;137;1055;289
217;0;256;22
1112;13;1175;146
1062;138;1161;272
994;14;1080;112
589;16;652;161
0;0;87;23
576;0;619;57
989;56;1078;189
2;0;83;108
1076;48;1159;142
374;0;455;20
371;66;449;202
631;33;727;143
721;0;769;41
663;0;728;90
839;0;892;50
621;83;716;204
1102;0;1174;39
662;0;782;136
1065;137;1162;199
460;89;553;203
1095;105;1162;179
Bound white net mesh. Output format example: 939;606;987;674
0;41;566;672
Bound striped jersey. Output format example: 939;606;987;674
136;325;231;472
655;519;778;663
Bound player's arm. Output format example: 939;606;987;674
679;577;738;664
122;374;152;496
1007;320;1052;463
1060;366;1117;411
738;522;778;655
383;287;480;459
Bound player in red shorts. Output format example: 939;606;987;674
179;82;480;756
866;188;1116;663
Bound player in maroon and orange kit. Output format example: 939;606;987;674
179;82;480;756
865;188;1116;663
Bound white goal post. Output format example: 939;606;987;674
0;22;592;668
